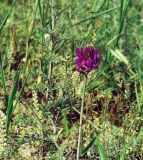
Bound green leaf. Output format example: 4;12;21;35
95;137;107;160
81;136;107;159
110;49;129;66
61;112;69;136
0;0;17;34
18;132;25;145
115;0;130;47
81;136;96;157
13;73;29;112
67;6;119;29
6;70;20;133
0;52;7;107
0;0;17;107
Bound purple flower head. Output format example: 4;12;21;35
75;46;101;73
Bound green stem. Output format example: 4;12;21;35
77;75;87;160
0;56;7;107
48;0;55;79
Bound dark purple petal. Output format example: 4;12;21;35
75;46;101;73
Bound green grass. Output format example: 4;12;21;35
0;0;143;159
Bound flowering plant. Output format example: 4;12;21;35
75;46;101;160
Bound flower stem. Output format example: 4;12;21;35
77;75;87;160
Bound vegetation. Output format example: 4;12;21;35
0;0;143;159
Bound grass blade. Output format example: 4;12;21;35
95;137;107;160
6;70;20;133
13;72;29;112
81;136;96;157
0;0;17;107
0;0;17;34
67;6;119;29
110;49;129;66
81;135;107;159
0;51;7;107
115;0;130;47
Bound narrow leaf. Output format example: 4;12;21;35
0;0;17;34
67;6;119;29
95;137;107;160
81;136;96;157
110;49;129;66
6;70;20;132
